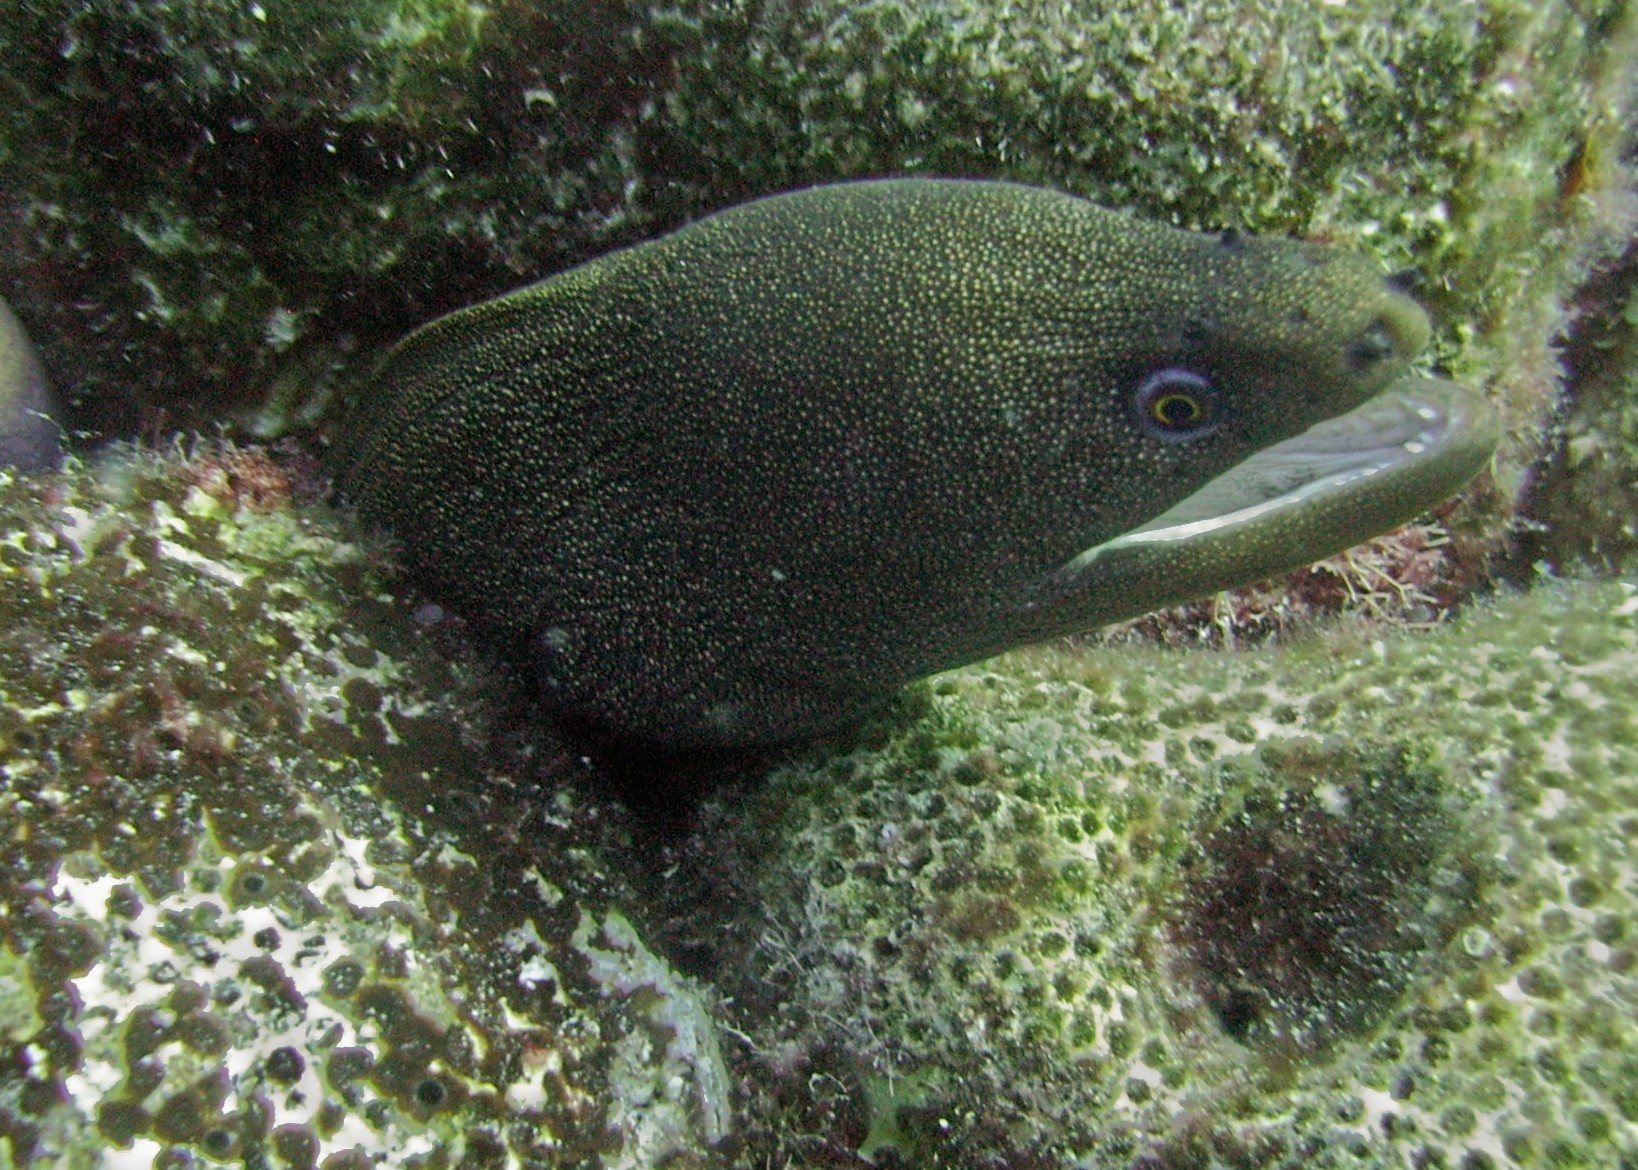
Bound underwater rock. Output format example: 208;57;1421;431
0;296;61;471
0;0;1627;549
673;578;1638;1168
0;450;730;1168
3;448;1636;1170
1527;240;1638;574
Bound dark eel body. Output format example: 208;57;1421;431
340;179;1496;747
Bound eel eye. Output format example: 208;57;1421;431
1133;367;1221;441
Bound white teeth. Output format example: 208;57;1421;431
1404;425;1441;455
1065;388;1460;567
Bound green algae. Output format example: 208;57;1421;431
678;579;1638;1168
1530;244;1638;575
0;0;1629;537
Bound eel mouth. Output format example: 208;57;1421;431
1083;376;1494;562
1038;376;1498;625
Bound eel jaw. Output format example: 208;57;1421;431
1031;376;1499;631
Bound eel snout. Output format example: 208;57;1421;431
1036;376;1498;625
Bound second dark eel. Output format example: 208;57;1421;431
339;179;1497;748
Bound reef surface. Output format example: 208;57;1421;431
0;451;729;1169
3;451;1636;1168
0;1;1636;1167
672;576;1638;1167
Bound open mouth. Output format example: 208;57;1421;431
1079;377;1494;565
1036;376;1498;625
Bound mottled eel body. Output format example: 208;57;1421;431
341;179;1495;747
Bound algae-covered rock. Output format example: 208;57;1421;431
1;0;1630;535
675;579;1638;1168
10;448;1635;1169
1530;242;1638;574
0;450;730;1168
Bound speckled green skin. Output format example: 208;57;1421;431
343;178;1453;747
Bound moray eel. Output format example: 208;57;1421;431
0;296;63;472
341;179;1497;748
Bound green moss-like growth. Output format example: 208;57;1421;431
0;448;730;1168
0;0;671;438
678;579;1638;1168
1;0;1630;550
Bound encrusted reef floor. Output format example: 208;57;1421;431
2;448;1637;1170
0;450;731;1169
675;574;1638;1167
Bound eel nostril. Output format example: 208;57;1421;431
1384;268;1422;296
1346;318;1399;372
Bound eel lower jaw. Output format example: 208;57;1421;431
1033;376;1499;626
